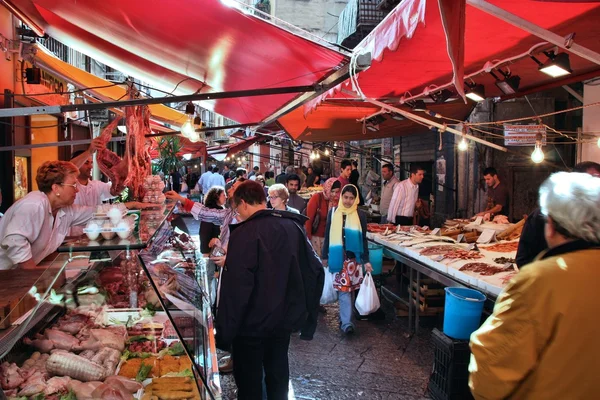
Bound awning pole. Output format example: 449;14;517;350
467;0;600;66
358;96;507;152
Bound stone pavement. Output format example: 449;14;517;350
181;216;434;400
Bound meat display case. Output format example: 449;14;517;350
0;201;221;400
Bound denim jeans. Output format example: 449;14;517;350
338;291;355;331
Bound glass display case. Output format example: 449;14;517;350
0;201;221;400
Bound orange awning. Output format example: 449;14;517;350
34;45;188;127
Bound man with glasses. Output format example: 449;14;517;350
215;180;323;399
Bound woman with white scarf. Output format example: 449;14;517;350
322;184;372;334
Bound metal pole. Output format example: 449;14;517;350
361;96;508;152
0;85;324;118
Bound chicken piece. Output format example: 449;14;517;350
45;329;80;351
79;350;96;360
46;352;105;382
90;329;125;351
104;375;143;393
0;362;24;390
57;321;85;335
17;371;46;397
44;376;71;395
68;380;103;400
102;348;121;375
23;337;55;353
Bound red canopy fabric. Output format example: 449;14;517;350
286;0;600;142
207;135;267;160
3;0;348;124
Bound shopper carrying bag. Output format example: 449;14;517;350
355;272;380;315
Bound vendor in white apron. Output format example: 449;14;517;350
0;161;95;269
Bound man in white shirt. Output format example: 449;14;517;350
379;163;400;223
198;167;214;195
387;165;425;225
70;149;115;206
207;166;226;189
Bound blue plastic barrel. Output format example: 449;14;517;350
368;243;383;275
443;287;486;340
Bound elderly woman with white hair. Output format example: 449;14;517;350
469;172;600;400
267;183;299;213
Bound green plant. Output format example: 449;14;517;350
155;136;184;175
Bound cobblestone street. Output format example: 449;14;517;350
183;216;434;400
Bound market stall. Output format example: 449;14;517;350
367;222;520;333
0;201;220;400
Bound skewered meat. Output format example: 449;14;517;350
46;352;106;382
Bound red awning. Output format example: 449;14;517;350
3;0;348;124
207;135;267;161
282;0;600;142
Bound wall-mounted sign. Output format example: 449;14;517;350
504;124;547;146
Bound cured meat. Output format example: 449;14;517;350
124;103;152;200
96;117;127;194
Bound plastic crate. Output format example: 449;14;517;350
428;328;474;400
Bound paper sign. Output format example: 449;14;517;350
477;229;497;244
456;234;465;243
468;243;480;251
430;228;441;236
474;216;484;225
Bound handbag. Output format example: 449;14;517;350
311;193;323;234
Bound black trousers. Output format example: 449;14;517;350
232;334;291;400
394;215;414;226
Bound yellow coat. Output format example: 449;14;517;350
469;245;600;400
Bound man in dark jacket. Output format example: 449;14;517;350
215;180;323;400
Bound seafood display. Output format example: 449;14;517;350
482;242;519;252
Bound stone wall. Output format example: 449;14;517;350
272;0;349;43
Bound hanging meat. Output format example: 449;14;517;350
95;103;153;200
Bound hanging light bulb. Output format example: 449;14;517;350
315;151;320;159
180;102;196;138
324;148;330;156
458;136;468;151
597;137;600;148
309;152;315;160
531;141;544;164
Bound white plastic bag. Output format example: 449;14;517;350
320;267;337;305
355;272;381;315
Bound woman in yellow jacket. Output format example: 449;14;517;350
469;172;600;400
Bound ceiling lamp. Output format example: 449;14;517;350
409;100;427;111
490;70;521;95
458;136;468;152
430;89;454;104
534;52;572;78
390;113;405;121
180;102;196;138
465;83;485;102
324;148;330;156
531;139;544;164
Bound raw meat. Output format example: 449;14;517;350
46;352;106;382
68;380;103;399
45;329;80;351
96;117;128;194
104;375;143;393
0;362;24;389
90;381;131;400
124;103;152;200
17;371;45;396
44;376;71;395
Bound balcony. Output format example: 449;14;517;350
337;0;391;49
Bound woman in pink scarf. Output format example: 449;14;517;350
305;178;341;257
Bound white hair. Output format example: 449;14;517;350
268;183;289;202
539;172;600;243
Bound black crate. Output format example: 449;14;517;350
428;328;474;400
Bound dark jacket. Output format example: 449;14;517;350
322;208;370;263
215;209;324;349
516;207;547;267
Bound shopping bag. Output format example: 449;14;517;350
355;272;381;315
320;267;337;305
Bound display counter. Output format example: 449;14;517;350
0;201;221;400
368;229;518;333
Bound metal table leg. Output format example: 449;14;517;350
415;270;421;334
408;266;413;332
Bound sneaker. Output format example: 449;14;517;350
344;326;355;335
299;334;313;341
218;355;233;374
